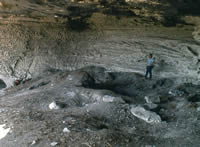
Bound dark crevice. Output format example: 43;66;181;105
188;94;200;102
0;79;7;89
187;46;199;56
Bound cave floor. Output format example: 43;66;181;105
0;66;200;147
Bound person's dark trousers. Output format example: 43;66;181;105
145;66;152;79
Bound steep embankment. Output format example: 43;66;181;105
0;18;199;87
0;0;200;86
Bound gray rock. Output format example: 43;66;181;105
66;71;95;87
79;89;125;103
49;101;67;110
79;66;114;84
50;142;58;146
144;103;158;110
176;101;188;109
130;106;161;124
144;95;160;104
168;89;184;97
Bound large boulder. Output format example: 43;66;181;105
79;66;114;85
130;105;161;124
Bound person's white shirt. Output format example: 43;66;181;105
147;58;154;66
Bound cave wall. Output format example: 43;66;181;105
0;18;200;85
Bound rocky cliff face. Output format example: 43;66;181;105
0;20;199;87
0;0;200;87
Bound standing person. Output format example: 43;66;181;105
145;53;154;80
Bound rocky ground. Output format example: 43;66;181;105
0;0;200;147
0;66;200;147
